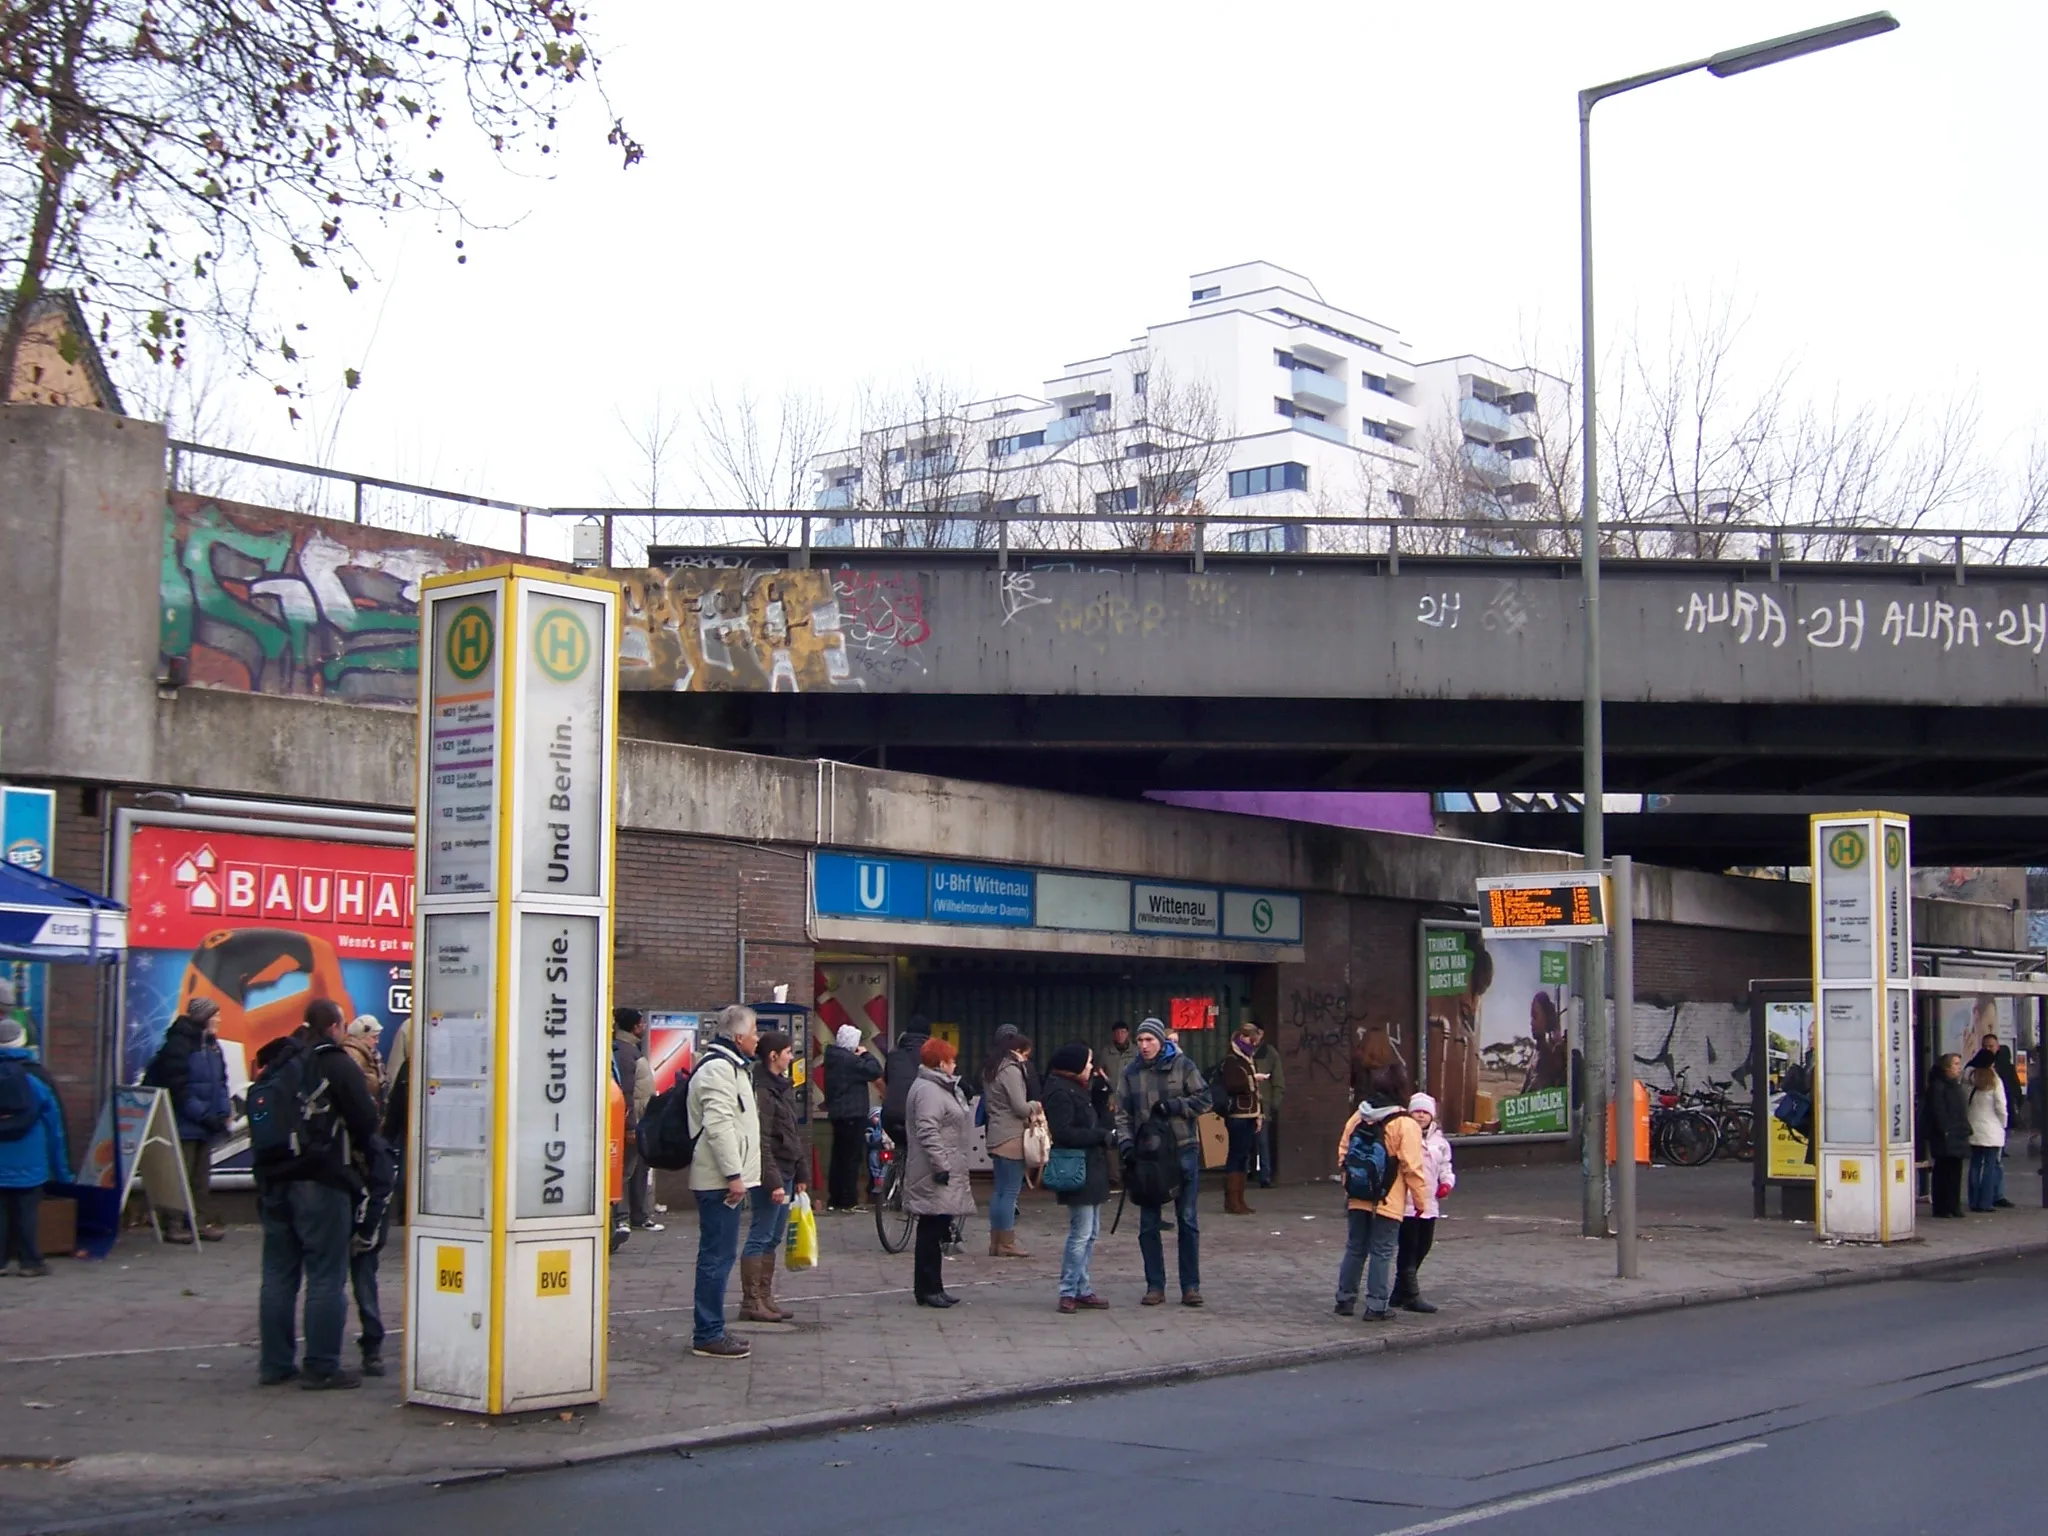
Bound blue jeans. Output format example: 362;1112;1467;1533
1335;1209;1402;1313
258;1180;354;1378
744;1177;794;1258
990;1154;1025;1234
350;1198;389;1354
1060;1201;1102;1298
1254;1120;1275;1185
692;1188;746;1346
1138;1147;1202;1294
1969;1147;2002;1211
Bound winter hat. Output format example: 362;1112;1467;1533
1134;1017;1168;1045
0;1018;25;1049
835;1023;862;1052
185;997;219;1024
1409;1092;1438;1119
992;1023;1026;1054
348;1014;383;1039
1048;1041;1091;1076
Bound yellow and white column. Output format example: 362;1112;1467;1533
1810;812;1913;1243
406;565;620;1412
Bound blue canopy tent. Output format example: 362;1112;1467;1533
0;861;126;962
0;861;127;1254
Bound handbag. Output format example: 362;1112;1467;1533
1042;1145;1088;1193
1022;1112;1051;1170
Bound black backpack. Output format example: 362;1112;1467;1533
1343;1111;1408;1204
637;1065;700;1170
1124;1110;1185;1208
248;1046;343;1172
0;1057;45;1142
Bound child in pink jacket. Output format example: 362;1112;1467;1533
1393;1092;1455;1313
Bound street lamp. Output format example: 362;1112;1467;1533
1575;11;1898;1241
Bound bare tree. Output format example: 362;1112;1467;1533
605;393;687;564
0;1;640;412
1072;362;1233;551
835;375;1001;549
694;384;835;546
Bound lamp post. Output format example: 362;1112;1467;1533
1575;12;1898;1240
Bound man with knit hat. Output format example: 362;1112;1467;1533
143;997;232;1242
823;1021;883;1211
1113;1016;1210;1307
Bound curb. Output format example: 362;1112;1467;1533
13;1238;2047;1536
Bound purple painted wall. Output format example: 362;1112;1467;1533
1144;790;1438;837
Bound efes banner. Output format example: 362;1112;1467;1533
122;824;415;1108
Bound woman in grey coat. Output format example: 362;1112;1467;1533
905;1036;975;1307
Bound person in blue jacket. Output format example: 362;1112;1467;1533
142;998;232;1241
0;1016;70;1276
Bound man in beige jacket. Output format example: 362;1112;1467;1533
686;1005;761;1360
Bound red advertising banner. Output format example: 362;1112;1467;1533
124;824;416;1085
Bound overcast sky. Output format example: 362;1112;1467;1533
178;1;2034;554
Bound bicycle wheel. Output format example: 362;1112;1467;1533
1720;1108;1755;1163
875;1161;914;1254
1665;1110;1719;1167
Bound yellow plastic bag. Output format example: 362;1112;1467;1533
785;1191;818;1270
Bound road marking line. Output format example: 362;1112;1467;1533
1372;1442;1767;1535
1972;1363;2048;1390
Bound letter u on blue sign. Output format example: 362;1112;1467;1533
815;853;927;921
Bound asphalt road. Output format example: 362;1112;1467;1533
210;1255;2048;1536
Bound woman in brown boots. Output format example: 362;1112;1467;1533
1215;1022;1265;1214
982;1024;1039;1257
741;1029;807;1324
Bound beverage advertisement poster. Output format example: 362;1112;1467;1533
1424;924;1576;1137
122;824;415;1173
1764;1000;1817;1182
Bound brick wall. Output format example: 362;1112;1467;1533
1256;893;1424;1180
613;830;813;1015
1634;922;1808;1007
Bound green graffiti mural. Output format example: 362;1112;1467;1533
159;497;496;704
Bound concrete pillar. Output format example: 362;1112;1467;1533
0;406;167;783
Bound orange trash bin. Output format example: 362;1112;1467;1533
1607;1080;1651;1165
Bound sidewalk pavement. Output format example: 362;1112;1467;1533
6;1159;2047;1533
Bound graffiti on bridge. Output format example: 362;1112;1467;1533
617;564;932;692
159;496;498;705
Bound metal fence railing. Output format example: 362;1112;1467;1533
168;439;2048;579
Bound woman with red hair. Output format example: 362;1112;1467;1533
904;1036;975;1306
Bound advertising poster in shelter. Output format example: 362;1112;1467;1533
1764;1000;1817;1182
1424;924;1576;1137
122;824;415;1174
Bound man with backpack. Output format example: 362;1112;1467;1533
1333;1061;1431;1321
881;1016;931;1151
252;998;383;1389
1114;1017;1210;1308
686;1004;762;1360
0;1014;67;1277
142;998;232;1243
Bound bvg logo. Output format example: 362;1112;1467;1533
533;607;591;682
446;605;494;681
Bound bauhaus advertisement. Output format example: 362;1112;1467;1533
122;823;414;1170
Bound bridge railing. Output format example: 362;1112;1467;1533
167;439;2048;577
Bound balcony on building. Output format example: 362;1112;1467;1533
815;484;855;510
1292;367;1347;411
1292;415;1348;446
1461;440;1513;481
901;452;958;481
1458;395;1514;443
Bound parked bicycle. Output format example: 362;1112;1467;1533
869;1110;914;1254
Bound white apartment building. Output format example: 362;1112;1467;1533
812;262;1564;552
